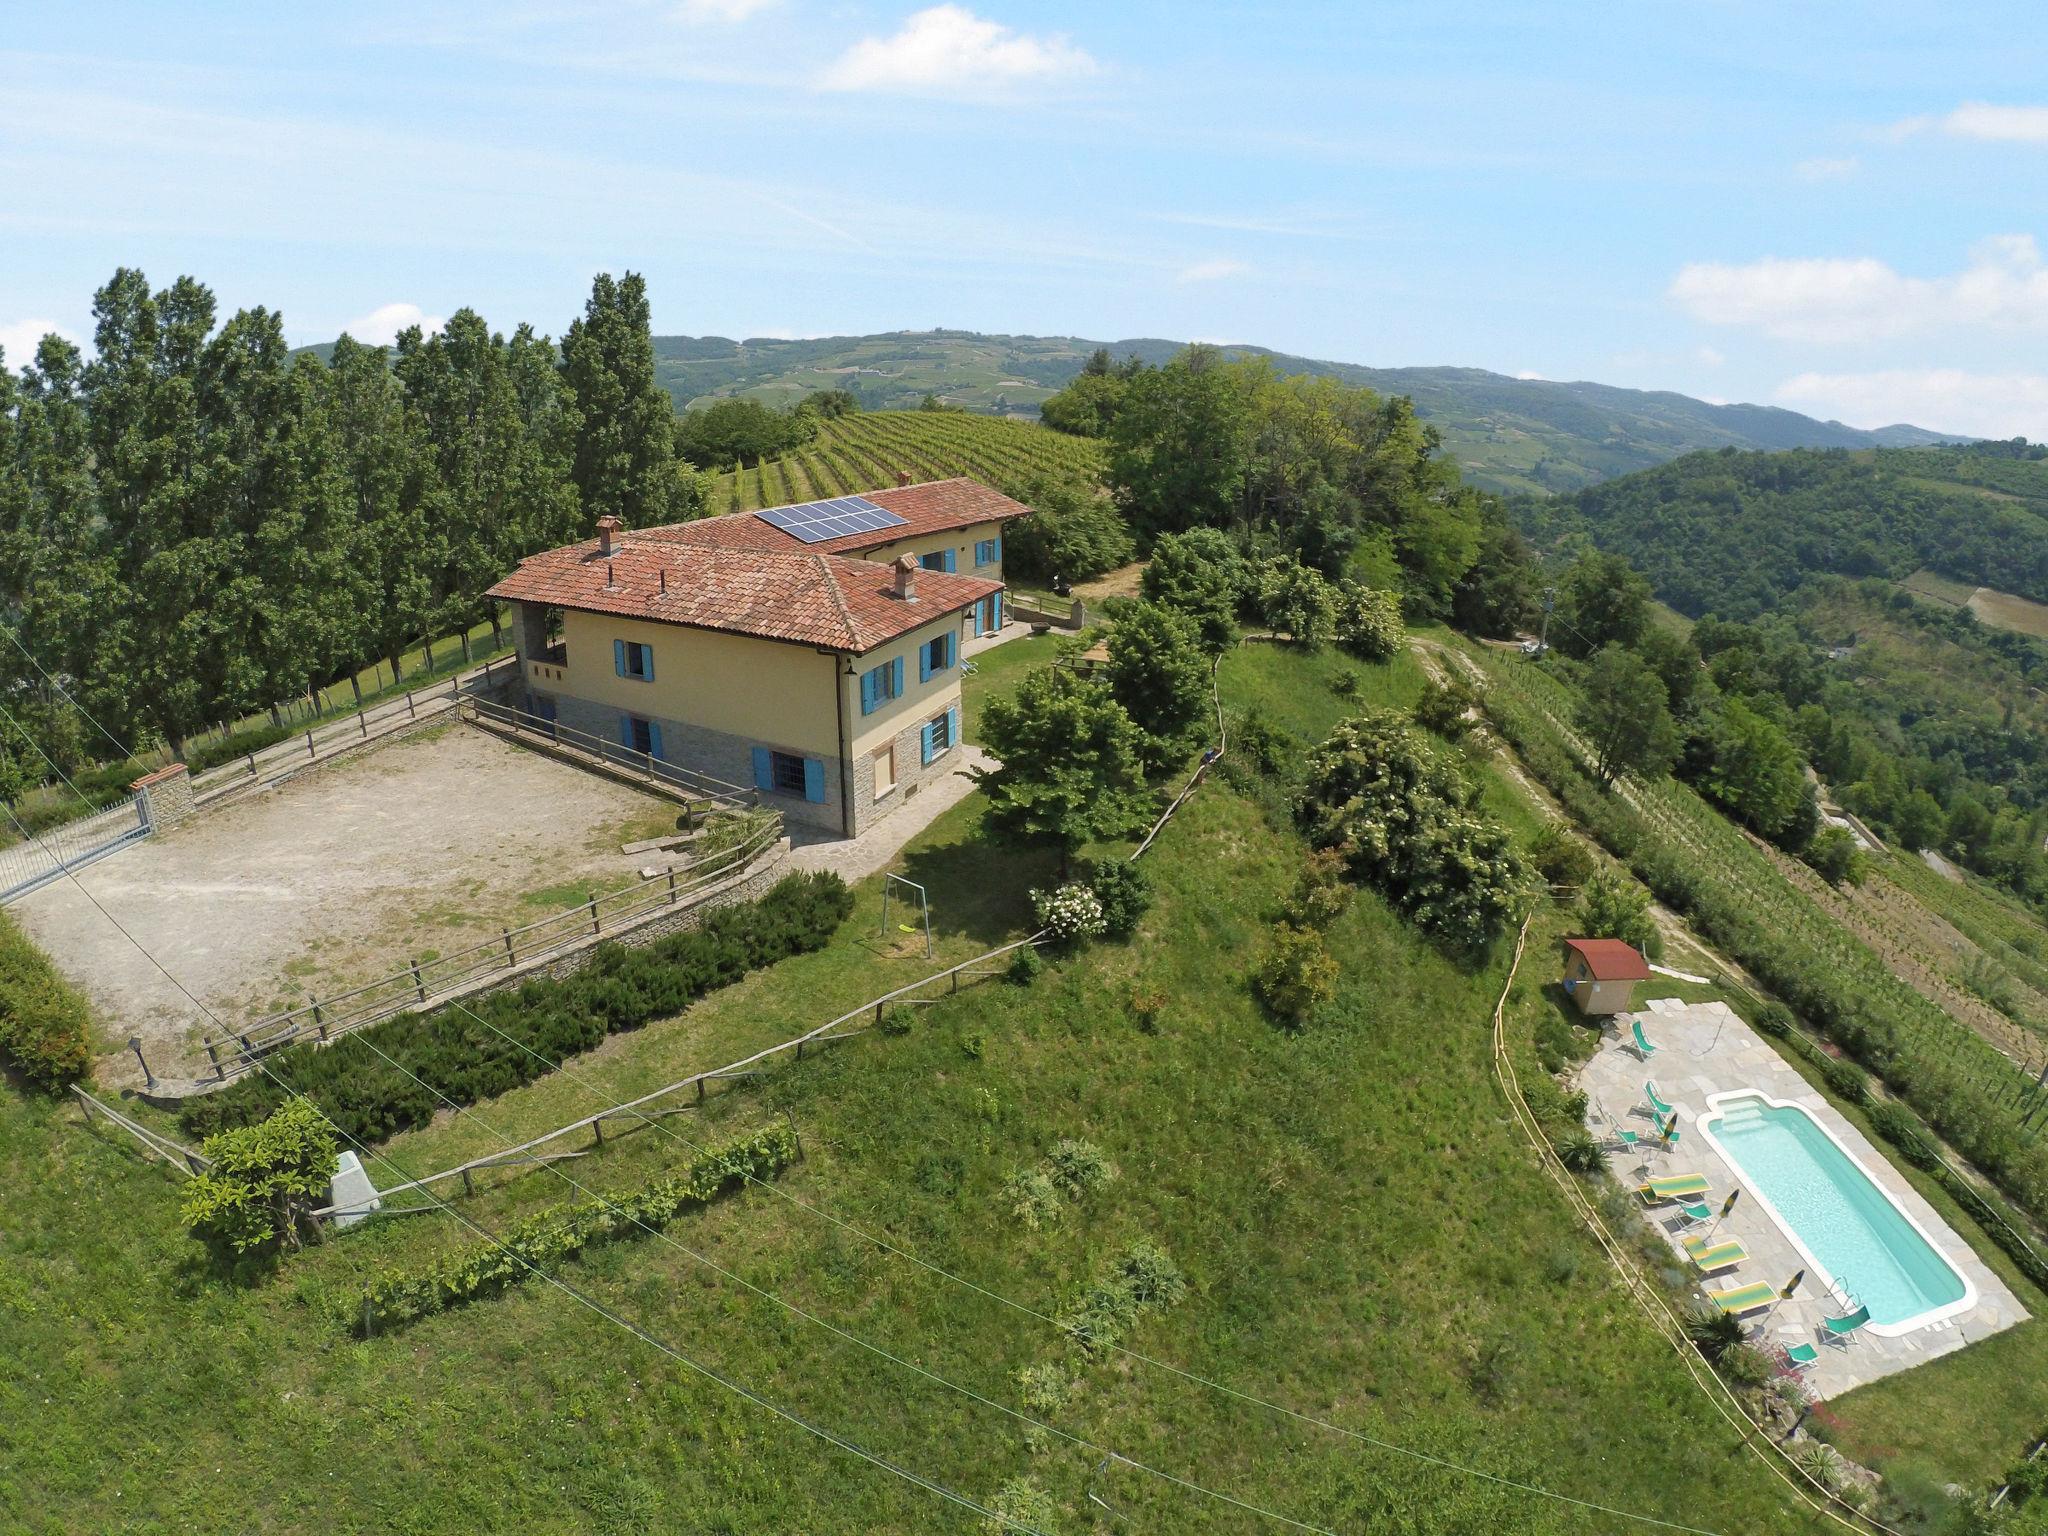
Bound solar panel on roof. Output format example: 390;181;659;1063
757;495;908;544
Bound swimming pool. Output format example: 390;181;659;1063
1696;1090;1976;1336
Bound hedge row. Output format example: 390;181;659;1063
1479;674;2048;1224
349;1122;798;1334
0;912;94;1088
182;871;851;1146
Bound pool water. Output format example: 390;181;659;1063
1699;1093;1972;1333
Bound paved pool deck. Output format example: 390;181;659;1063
1579;997;2027;1399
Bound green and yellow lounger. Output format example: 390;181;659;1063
1637;1172;1710;1202
1682;1235;1749;1273
1706;1281;1777;1317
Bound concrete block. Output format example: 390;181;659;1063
329;1150;382;1229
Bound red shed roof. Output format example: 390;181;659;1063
657;477;1029;557
486;536;1000;655
1562;937;1651;982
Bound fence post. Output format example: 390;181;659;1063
247;753;257;777
359;712;368;739
206;1039;224;1080
667;869;678;905
411;962;426;1003
589;898;600;935
313;999;327;1041
406;692;416;720
504;927;516;967
782;1108;805;1163
592;1117;605;1147
361;1293;376;1338
461;1169;475;1198
305;731;316;760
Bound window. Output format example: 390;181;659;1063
920;548;957;573
974;537;1002;567
613;638;654;681
920;707;959;766
753;747;825;804
859;656;904;715
873;743;897;799
919;630;954;681
618;714;663;759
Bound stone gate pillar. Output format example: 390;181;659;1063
130;763;196;831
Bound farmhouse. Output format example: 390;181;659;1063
1559;936;1650;1016
489;477;1027;838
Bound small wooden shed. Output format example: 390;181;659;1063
1560;937;1650;1017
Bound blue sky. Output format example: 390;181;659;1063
7;1;2048;437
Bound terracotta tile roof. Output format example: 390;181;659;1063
651;476;1030;557
1562;937;1652;982
487;536;1001;654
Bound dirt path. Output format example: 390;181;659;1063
15;725;681;1082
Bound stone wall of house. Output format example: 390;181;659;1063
848;714;968;837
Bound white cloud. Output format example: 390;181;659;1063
1176;257;1250;284
1794;155;1859;182
1777;369;2048;439
0;318;74;366
1696;345;1726;366
674;0;775;22
341;302;446;345
818;6;1097;96
1514;369;1546;381
1882;103;2048;144
1670;235;2048;342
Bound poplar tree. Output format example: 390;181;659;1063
560;271;678;528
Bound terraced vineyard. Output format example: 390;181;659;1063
1453;639;2048;1223
704;411;1105;513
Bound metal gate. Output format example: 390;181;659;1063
0;792;150;905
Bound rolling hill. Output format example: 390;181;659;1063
648;329;1958;496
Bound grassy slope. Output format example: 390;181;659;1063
0;640;1819;1535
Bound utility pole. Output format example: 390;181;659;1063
1536;586;1557;656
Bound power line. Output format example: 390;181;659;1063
0;732;1046;1536
6;641;1731;1536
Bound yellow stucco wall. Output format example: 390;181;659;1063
856;519;1007;582
551;605;971;760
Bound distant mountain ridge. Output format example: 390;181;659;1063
642;329;1960;496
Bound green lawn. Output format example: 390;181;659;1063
0;636;1837;1534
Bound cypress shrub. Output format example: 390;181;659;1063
0;912;94;1089
183;872;850;1145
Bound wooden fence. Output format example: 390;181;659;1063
318;935;1042;1218
463;694;758;807
203;814;786;1079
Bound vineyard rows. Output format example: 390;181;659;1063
707;412;1105;514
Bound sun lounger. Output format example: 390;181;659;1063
1673;1199;1714;1230
1645;1081;1676;1119
1631;1018;1658;1059
1682;1235;1748;1274
1776;1342;1819;1374
1822;1302;1871;1347
1638;1172;1710;1202
1706;1281;1776;1317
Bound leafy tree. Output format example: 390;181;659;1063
918;392;964;412
1107;347;1251;541
1413;675;1475;739
1106;601;1210;771
1254;556;1336;646
560;271;678;527
1333;581;1403;661
1575;870;1661;957
180;1096;338;1257
1000;472;1135;583
1633;623;1705;718
675;397;815;471
797;388;860;419
1297;709;1534;949
1554;549;1654;657
1452;515;1541;637
1803;826;1863;886
974;667;1154;874
1139;528;1242;653
1701;696;1813;845
1894;788;1947;851
1575;646;1679;788
1529;823;1596;894
1039;370;1127;437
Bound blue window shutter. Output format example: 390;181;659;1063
992;536;1001;563
943;548;957;573
642;645;653;683
751;747;772;791
614;638;626;677
891;656;904;697
919;642;932;683
992;591;1003;629
803;758;825;804
920;721;935;765
648;722;664;760
860;667;877;715
946;706;959;751
619;714;633;747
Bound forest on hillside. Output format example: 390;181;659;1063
1523;442;2048;619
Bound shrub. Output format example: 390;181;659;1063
1331;669;1361;698
1046;1137;1117;1198
981;1476;1061;1536
1574;870;1662;959
1528;823;1596;896
1087;859;1152;939
1412;676;1475;740
1255;556;1337;647
1016;1361;1079;1414
1006;1137;1118;1230
1030;883;1108;945
1006;943;1045;986
1126;985;1168;1033
1334;582;1403;662
1866;1101;1940;1169
1282;848;1352;930
183;873;851;1146
1252;922;1338;1025
352;1124;796;1333
1752;1001;1794;1039
1717;1343;1777;1389
1554;1127;1604;1173
1058;1240;1188;1360
1821;1054;1869;1105
180;1097;338;1257
1802;825;1863;887
0;912;95;1088
1004;1167;1065;1230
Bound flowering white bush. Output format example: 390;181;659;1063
1030;883;1107;943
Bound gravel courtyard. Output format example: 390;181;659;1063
14;723;684;1082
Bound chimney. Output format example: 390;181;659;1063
596;515;622;556
891;553;918;601
896;470;912;487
